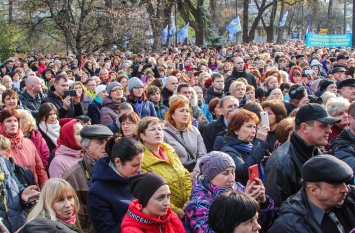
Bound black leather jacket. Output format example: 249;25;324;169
264;132;322;210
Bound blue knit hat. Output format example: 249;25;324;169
200;151;235;182
106;81;122;95
128;77;144;92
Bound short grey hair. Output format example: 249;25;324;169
326;97;350;117
81;138;92;149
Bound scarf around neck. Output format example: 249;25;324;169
38;121;60;146
0;123;23;149
56;213;77;225
231;138;253;153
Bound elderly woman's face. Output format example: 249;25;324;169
53;192;75;218
210;167;235;188
140;123;163;146
171;105;190;127
4;95;18;109
234;119;257;142
4;116;18;135
74;122;83;147
326;84;338;94
233;85;245;100
334;107;350;128
121;120;136;138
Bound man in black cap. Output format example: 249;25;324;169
330;67;347;82
283;84;309;115
265;104;340;209
295;54;306;65
338;79;355;103
337;54;349;66
131;53;144;78
269;155;355;232
63;124;113;233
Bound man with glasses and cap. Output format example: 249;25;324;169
269;155;355;232
63;124;113;233
265;104;341;210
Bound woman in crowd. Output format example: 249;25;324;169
99;68;111;84
164;99;207;180
229;81;247;108
315;78;338;97
121;172;186;233
71;81;92;115
1;75;19;93
126;77;156;118
246;85;256;102
209;191;262;233
38;102;60;152
26;178;82;232
1;90;21;110
17;109;50;169
266;88;283;101
326;97;350;150
274;117;295;150
221;109;269;185
289;66;312;95
87;85;108;124
119;112;140;139
49;119;84;178
137;117;192;219
100;82;125;126
0;109;48;188
193;86;213;122
261;100;288;152
147;85;168;120
88;137;144;233
185;151;274;233
84;60;95;78
263;76;279;91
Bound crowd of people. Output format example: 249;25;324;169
0;40;355;232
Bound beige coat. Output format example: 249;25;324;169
163;123;207;172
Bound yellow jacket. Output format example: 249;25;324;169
141;143;192;214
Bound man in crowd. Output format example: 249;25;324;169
204;73;224;104
269;155;355;232
42;74;84;118
265;104;340;209
339;79;355;103
19;76;44;119
161;76;179;107
337;54;349;66
283;84;310;115
331;67;347;83
202;96;239;152
224;57;257;94
63;124;113;233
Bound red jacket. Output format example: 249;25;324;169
121;200;186;233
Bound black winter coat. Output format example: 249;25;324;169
19;90;45;119
269;186;355;232
202;116;227;153
224;68;257;94
264;132;322;210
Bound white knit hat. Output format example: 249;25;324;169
95;85;106;95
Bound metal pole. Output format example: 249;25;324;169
344;0;347;34
236;0;238;43
175;3;177;46
64;0;69;56
301;2;304;40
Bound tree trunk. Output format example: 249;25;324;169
242;0;249;42
276;0;285;43
9;0;13;24
265;0;278;42
248;0;272;42
327;0;333;34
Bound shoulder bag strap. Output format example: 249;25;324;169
163;129;195;160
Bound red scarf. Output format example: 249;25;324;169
55;119;82;151
56;213;77;225
0;123;23;149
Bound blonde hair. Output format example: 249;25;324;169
0;135;11;158
17;109;36;133
27;178;82;232
229;81;246;96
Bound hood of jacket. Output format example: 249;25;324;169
91;156;128;184
206;86;223;97
102;97;121;109
191;175;228;201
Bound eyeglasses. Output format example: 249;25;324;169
289;86;304;96
111;88;123;92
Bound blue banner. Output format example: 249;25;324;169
306;34;352;47
177;23;189;42
278;11;288;28
162;25;168;44
169;21;176;37
226;16;241;34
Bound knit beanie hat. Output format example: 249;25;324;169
95;85;106;95
319;79;336;92
128;77;144;92
106;81;122;95
200;151;235;182
128;172;168;207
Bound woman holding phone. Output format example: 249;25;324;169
185;151;274;233
221;109;269;185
